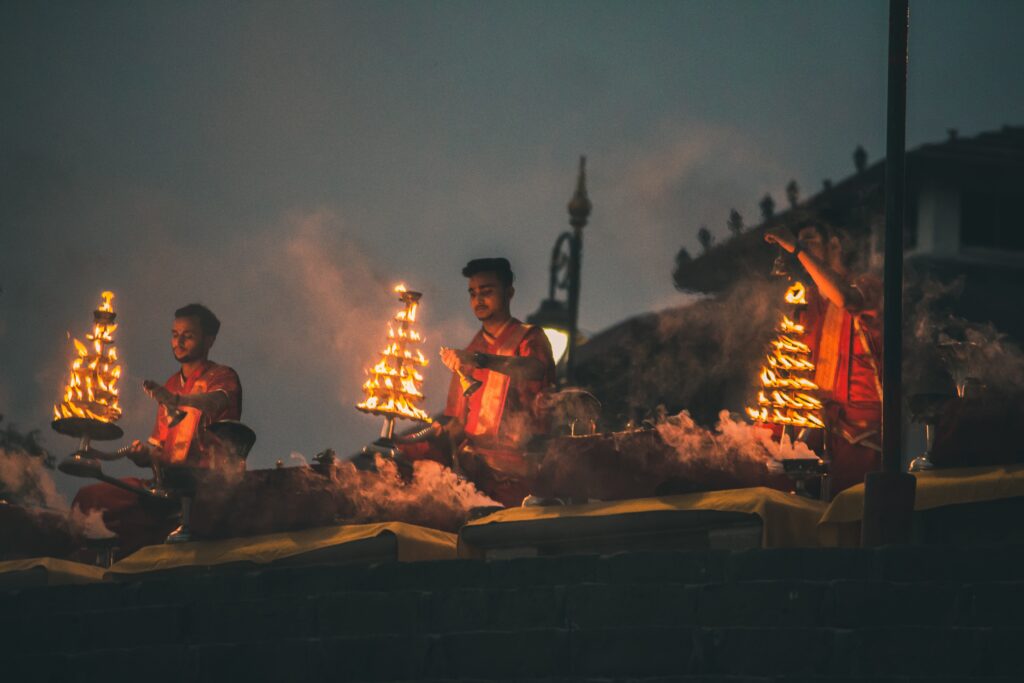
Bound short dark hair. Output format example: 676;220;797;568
795;220;861;269
797;220;839;242
462;258;514;287
174;303;221;337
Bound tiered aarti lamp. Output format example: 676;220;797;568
356;284;431;444
747;280;826;497
747;281;825;432
52;292;125;475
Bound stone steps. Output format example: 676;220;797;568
7;628;1024;681
4;546;1024;680
7;579;1023;641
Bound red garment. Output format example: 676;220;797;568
800;274;883;496
444;320;555;450
148;361;242;467
72;360;242;555
444;320;556;506
71;478;178;557
801;274;883;408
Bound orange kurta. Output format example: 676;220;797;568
72;360;242;555
148;361;242;467
445;320;554;448
444;319;555;505
800;274;883;495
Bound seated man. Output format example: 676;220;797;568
72;303;242;553
432;258;557;507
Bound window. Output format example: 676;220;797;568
961;191;1023;251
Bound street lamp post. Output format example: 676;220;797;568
565;156;592;382
528;156;591;385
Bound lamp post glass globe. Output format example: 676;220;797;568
543;327;569;365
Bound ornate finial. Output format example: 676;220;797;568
568;155;592;229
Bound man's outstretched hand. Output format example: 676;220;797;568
764;226;797;253
142;380;176;406
439;347;478;376
126;439;152;467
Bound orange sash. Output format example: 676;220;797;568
814;302;844;392
164;378;209;464
149;367;212;465
466;321;532;440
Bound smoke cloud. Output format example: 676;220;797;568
327;455;499;532
906;275;1024;399
0;446;65;510
0;445;114;541
68;505;115;539
536;408;811;502
576;274;785;428
657;409;817;467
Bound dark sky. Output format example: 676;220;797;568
2;1;1022;489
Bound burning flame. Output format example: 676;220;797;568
780;315;805;334
747;280;823;430
54;291;123;423
357;285;431;423
784;281;807;305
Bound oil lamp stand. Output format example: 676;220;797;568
379;415;396;443
84;535;119;568
52;416;125;479
160;464;202;544
782;457;826;499
908;392;948;473
780;424;830;500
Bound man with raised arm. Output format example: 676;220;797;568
765;222;883;495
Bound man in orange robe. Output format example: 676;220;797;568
72;303;242;553
436;258;556;507
766;222;883;496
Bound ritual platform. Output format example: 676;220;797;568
459;487;826;559
105;521;457;579
0;557;105;589
819;464;1024;547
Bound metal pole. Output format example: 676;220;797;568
566;156;591;384
882;0;908;473
861;0;916;547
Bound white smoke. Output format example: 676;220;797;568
69;504;115;539
0;446;65;510
328;455;499;532
657;409;817;468
0;444;115;539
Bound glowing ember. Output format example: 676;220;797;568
784;281;807;305
747;280;823;430
356;284;431;423
53;291;123;423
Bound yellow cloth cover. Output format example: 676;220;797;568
107;521;456;576
819;464;1024;546
460;486;826;554
0;557;106;585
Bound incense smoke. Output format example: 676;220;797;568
657;409;816;467
0;445;114;539
0;446;64;510
69;505;116;539
327;455;499;532
188;448;500;537
577;273;786;429
906;275;1024;399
